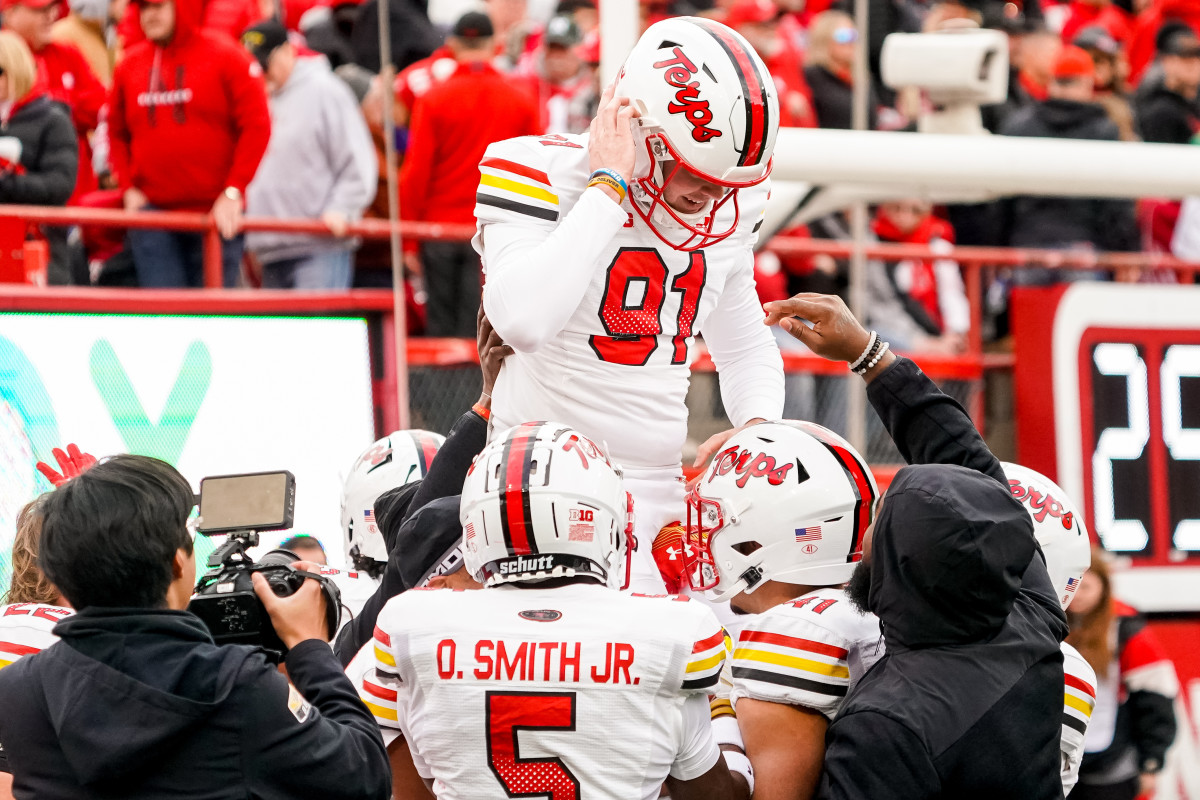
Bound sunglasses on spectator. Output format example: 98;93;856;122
833;28;858;44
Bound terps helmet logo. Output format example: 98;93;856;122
1008;479;1074;530
653;47;723;143
709;446;794;489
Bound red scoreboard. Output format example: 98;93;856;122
1013;283;1200;612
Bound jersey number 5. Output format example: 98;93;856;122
486;691;581;800
590;248;707;366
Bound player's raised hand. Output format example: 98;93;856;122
36;443;98;488
763;293;874;364
588;82;639;185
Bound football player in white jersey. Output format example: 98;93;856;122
677;420;881;800
474;16;785;592
1002;462;1097;796
341;428;446;580
0;499;73;798
356;421;752;800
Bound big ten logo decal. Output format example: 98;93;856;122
652;47;722;143
709;446;794;489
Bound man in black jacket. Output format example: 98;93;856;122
763;293;1069;800
1000;44;1139;260
1135;21;1200;144
0;455;391;800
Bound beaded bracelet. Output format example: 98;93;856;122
849;331;878;372
855;341;891;375
587;168;628;204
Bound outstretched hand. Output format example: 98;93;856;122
36;444;98;487
763;293;874;363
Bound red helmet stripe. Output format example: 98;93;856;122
499;422;543;556
799;425;876;563
409;431;439;477
692;19;770;168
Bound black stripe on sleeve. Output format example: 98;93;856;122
477;193;559;222
732;666;848;697
1062;713;1088;735
681;674;721;691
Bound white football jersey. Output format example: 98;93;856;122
1061;641;1097;796
474;132;782;470
0;602;72;671
359;583;727;799
730;587;883;720
316;565;378;634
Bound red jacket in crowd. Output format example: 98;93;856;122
21;38;105;200
399;59;538;226
107;0;271;211
118;0;262;46
1128;0;1200;84
1060;1;1132;47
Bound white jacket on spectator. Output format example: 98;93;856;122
247;55;377;264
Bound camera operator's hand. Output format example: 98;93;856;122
253;561;330;649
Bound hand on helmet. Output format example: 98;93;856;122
588;82;640;191
36;444;98;488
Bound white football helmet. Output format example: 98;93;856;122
341;429;446;571
615;16;779;251
461;421;634;589
684;421;879;602
1002;462;1092;611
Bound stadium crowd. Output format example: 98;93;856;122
2;0;1200;337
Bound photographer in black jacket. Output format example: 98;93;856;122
764;294;1069;800
0;455;391;800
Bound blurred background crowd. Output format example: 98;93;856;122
4;0;1200;344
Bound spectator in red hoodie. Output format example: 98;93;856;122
107;0;270;287
2;0;105;201
1060;0;1133;49
399;11;538;336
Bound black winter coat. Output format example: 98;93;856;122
1134;84;1200;144
0;94;77;206
816;357;1070;800
999;98;1139;251
0;610;391;799
803;64;879;130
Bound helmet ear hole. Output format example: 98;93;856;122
733;541;762;557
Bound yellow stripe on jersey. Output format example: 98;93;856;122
375;645;396;667
1064;692;1095;718
362;698;399;721
733;647;851;679
0;658;12;671
687;650;725;674
710;698;735;719
479;174;559;205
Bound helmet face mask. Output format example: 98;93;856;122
615;16;779;252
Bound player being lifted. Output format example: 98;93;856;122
357;422;753;799
474;17;785;592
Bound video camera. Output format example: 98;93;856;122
187;471;341;659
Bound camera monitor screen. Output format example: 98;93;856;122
199;471;295;533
